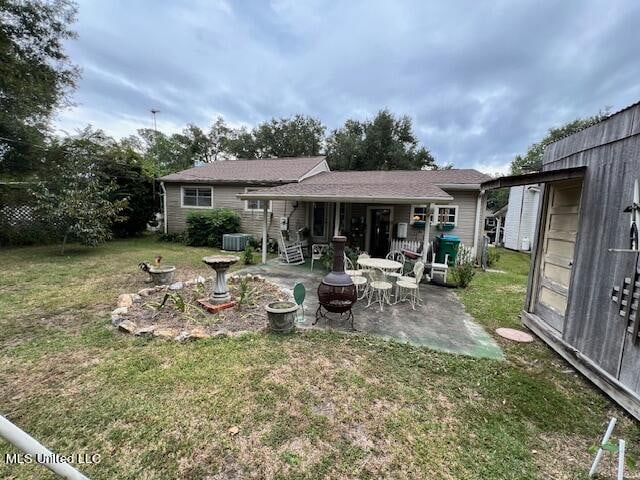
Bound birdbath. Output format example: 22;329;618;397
202;255;239;304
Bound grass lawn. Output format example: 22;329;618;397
0;236;638;479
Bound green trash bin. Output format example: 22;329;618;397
435;234;460;266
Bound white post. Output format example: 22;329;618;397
0;415;90;480
422;203;431;262
472;190;484;260
262;204;268;264
334;201;341;237
618;439;625;480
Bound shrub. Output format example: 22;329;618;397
320;245;360;270
158;231;186;243
242;244;256;265
185;209;241;248
450;244;476;288
486;247;501;268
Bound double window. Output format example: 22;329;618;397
182;186;213;208
410;205;458;226
244;188;272;212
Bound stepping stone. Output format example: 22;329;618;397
496;327;534;343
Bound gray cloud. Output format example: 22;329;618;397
56;0;640;173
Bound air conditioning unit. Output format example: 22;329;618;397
222;233;253;252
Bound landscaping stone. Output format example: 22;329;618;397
112;306;128;315
131;293;142;302
117;294;134;308
169;281;184;290
134;325;156;336
154;327;180;339
195;275;206;284
175;330;190;342
213;329;229;338
137;288;155;297
118;320;137;333
189;327;210;340
111;314;124;327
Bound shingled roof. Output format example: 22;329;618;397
238;169;490;204
159;156;326;184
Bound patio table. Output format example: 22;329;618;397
357;257;402;271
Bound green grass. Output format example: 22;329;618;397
0;239;638;479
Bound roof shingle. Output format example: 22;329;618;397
159;156;326;184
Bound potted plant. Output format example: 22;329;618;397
265;301;298;333
412;215;426;229
436;222;455;231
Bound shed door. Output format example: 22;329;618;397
534;179;583;332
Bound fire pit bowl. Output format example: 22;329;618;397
202;255;240;304
148;265;176;285
265;301;298;333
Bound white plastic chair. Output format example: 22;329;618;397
366;268;393;312
396;262;425;310
310;244;328;271
428;241;449;283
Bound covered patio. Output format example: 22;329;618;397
240;259;503;360
238;170;485;263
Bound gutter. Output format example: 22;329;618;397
235;193;454;204
160;181;167;234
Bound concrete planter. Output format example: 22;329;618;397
265;301;298;333
148;266;176;285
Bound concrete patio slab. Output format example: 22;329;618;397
240;260;503;360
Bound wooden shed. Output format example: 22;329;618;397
482;101;640;419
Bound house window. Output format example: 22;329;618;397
430;205;458;226
244;188;272;212
182;186;213;208
410;205;429;224
312;202;326;237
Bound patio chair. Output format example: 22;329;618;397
385;250;406;280
396;262;425;310
357;252;372;275
399;260;428;284
344;255;363;276
366;268;393;312
427;241;449;283
279;232;305;265
310;243;328;271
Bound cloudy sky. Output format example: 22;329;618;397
55;0;640;174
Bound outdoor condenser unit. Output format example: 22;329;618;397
222;233;253;252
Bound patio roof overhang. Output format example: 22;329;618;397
480;166;587;190
237;183;454;204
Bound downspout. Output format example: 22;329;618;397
472;190;484;260
160;181;168;234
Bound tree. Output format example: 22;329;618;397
510;109;610;174
224;115;325;159
31;129;127;254
326;110;437;171
0;0;79;176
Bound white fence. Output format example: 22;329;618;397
390;239;422;253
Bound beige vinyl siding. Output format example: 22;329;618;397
399;190;482;249
165;183;306;240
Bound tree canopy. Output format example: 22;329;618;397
326;110;437;171
0;0;79;176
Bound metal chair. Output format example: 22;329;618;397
366;268;393;312
385;250;406;280
396;262;425;310
310;243;328;271
293;282;306;323
399;260;427;283
344;255;368;299
344;255;362;276
357;252;372;275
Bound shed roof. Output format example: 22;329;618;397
238;169;490;204
159;156;326;184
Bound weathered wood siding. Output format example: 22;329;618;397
528;103;640;412
164;183;306;240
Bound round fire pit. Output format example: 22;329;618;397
265;301;298;333
202;255;239;304
148;265;176;285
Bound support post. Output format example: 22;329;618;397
422;203;431;263
472;190;484;260
262;204;268;264
334;201;341;236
